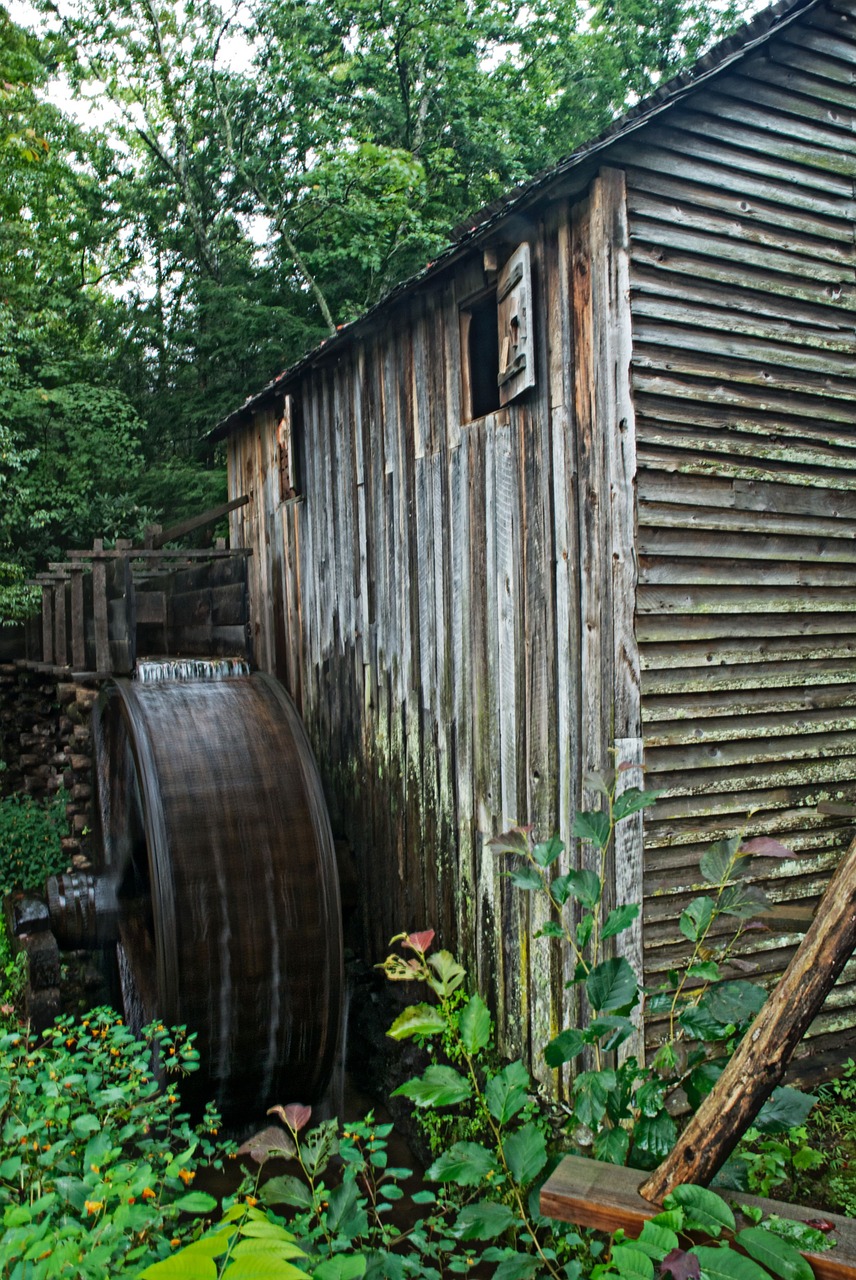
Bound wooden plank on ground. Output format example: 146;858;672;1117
541;1154;856;1280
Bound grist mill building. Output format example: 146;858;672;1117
212;0;856;1082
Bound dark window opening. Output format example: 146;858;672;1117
467;293;500;420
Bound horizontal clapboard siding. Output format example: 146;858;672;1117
622;0;856;1071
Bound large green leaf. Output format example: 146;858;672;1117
685;1061;724;1110
610;1245;655;1280
612;788;662;822
503;1122;547;1186
699;838;742;885
392;1065;472;1108
663;1187;735;1237
632;1112;677;1165
718;884;770;920
427;1141;498;1185
753;1087;816;1134
701;981;766;1028
508;866;543;892
138;1255;219;1279
690;1246;771;1280
491;1255;542;1280
588;1015;635;1051
262;1174;314;1210
174;1192;218;1214
735;1229;814;1280
533;835;565;868
572;1069;616;1129
544;1028;585;1068
680;897;715;944
312;1258;368;1280
573;810;611;848
586;957;637;1012
454;1201;517;1240
601;904;640;940
679;1005;736;1042
386;1004;446;1041
485;1061;531;1124
459;995;492;1054
593;1125;629;1165
634;1221;680;1261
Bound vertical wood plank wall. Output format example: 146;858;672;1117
226;0;856;1078
612;0;856;1074
228;200;636;1075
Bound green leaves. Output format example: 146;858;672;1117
392;1065;471;1108
426;1142;498;1186
573;810;611;848
753;1087;816;1134
586;958;638;1013
544;1028;585;1068
612;788;662;822
503;1123;547;1186
664;1186;736;1236
485;1061;530;1125
735;1228;814;1280
386;1005;446;1041
454;1201;517;1240
459;996;492;1054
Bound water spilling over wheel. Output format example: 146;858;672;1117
90;673;342;1121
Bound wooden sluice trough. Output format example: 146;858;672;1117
24;496;252;678
541;830;856;1279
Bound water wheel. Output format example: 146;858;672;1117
83;672;342;1121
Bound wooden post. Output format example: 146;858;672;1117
70;566;85;671
640;832;856;1202
41;585;53;665
54;579;67;668
91;539;110;674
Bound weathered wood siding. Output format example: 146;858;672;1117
611;0;856;1074
228;197;645;1075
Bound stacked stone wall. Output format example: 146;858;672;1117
0;664;96;869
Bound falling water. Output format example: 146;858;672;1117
135;657;251;682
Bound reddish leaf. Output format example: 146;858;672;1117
404;930;435;954
740;838;794;859
805;1220;835;1233
661;1249;701;1280
237;1125;296;1164
268;1103;312;1133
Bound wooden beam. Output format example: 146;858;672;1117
147;495;249;549
541;1155;856;1280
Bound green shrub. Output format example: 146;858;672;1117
0;1008;234;1278
0;792;69;894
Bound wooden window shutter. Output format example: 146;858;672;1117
497;242;534;405
277;395;297;501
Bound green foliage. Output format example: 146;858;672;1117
0;792;69;894
595;1188;816;1280
489;769;811;1170
0;1008;234;1278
